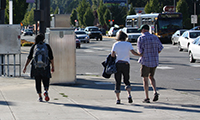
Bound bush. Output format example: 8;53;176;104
21;39;34;46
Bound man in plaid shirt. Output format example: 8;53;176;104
137;24;163;103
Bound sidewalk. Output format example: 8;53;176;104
0;75;200;120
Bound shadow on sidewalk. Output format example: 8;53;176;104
48;102;142;113
0;101;15;106
52;78;166;92
133;103;200;113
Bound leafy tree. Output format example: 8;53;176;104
83;7;95;26
144;0;162;13
109;5;127;26
91;0;100;11
5;0;28;24
77;0;90;26
54;6;59;14
127;3;136;15
176;0;190;28
97;0;107;26
70;9;78;26
22;8;35;26
103;8;111;27
144;1;151;13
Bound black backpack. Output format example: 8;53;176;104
33;42;49;69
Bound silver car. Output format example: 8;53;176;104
171;29;187;45
121;27;141;42
75;31;90;43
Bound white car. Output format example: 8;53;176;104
108;27;120;37
75;31;90;43
178;30;200;51
188;36;200;63
121;27;141;42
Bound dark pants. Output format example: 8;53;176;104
35;75;50;94
114;62;131;93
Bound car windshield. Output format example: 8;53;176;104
75;31;86;34
189;32;200;38
158;19;182;30
180;30;186;35
89;28;99;31
127;29;140;33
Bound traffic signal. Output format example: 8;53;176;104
108;20;111;22
0;0;6;10
112;20;114;22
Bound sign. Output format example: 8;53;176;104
191;15;198;24
26;0;35;3
163;6;175;12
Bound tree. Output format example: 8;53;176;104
109;5;127;26
70;9;78;26
77;0;90;26
54;6;59;14
22;8;35;26
97;0;107;26
83;7;95;26
176;0;190;28
5;0;28;24
144;0;162;13
127;3;136;15
103;8;111;27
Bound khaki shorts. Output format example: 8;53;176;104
141;65;156;77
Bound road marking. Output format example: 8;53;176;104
84;49;94;52
157;66;174;70
189;64;200;67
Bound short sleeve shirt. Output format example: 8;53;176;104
111;41;134;63
137;32;163;67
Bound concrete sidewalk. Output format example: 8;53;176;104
0;75;200;120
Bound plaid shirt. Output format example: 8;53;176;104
137;32;163;67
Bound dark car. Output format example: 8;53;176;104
191;26;200;30
84;26;102;41
23;29;33;36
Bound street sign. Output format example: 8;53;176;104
26;0;35;3
191;15;198;24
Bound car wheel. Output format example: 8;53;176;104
178;42;183;51
100;37;102;41
189;52;196;63
96;38;98;41
172;40;175;45
87;41;90;43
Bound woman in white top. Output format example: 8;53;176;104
111;31;141;104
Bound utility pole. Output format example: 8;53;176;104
39;0;50;34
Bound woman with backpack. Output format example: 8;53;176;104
23;33;54;102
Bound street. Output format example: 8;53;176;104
20;35;200;96
76;37;200;97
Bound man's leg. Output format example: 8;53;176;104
143;77;149;99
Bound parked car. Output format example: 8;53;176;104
23;29;33;36
84;26;102;41
178;30;200;51
76;39;81;48
190;26;200;30
75;31;90;43
188;36;200;63
108;27;120;37
171;29;187;45
121;27;141;42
